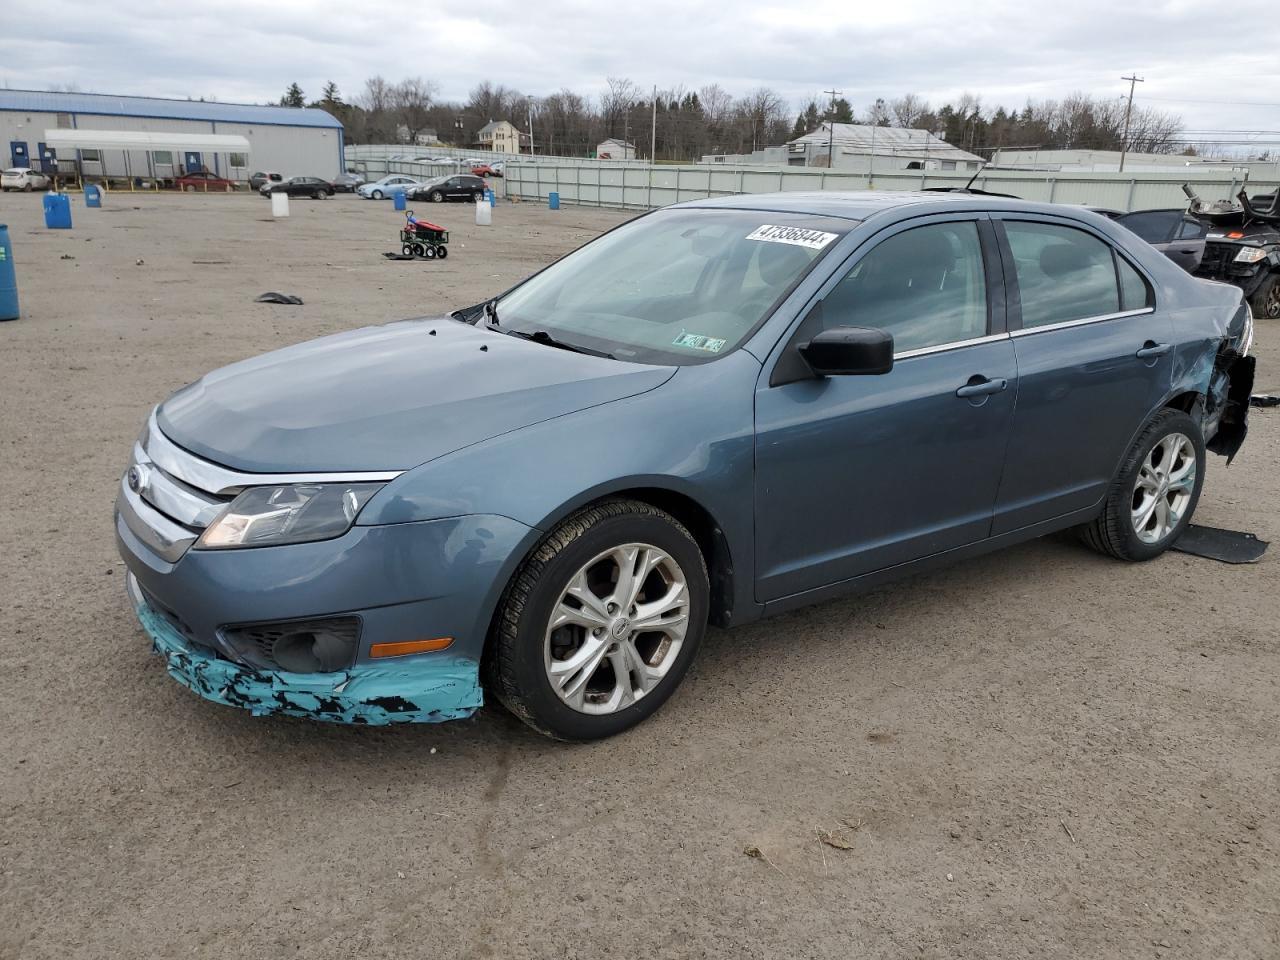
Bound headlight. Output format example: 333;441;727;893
1234;246;1267;264
197;482;384;549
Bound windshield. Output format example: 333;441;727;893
494;208;848;364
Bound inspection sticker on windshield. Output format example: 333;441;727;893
672;332;727;353
745;224;838;250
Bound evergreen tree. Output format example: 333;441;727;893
279;83;305;108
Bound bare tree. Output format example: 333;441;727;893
889;94;930;128
393;77;437;143
735;87;787;152
601;77;638;139
863;97;890;126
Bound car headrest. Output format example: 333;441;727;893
756;242;814;286
1039;242;1096;279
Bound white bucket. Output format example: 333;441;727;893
271;191;290;218
474;199;492;226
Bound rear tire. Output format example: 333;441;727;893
1248;273;1280;321
1080;408;1205;561
436;245;448;260
486;500;709;741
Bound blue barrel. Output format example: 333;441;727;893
392;189;406;211
85;184;102;208
0;224;18;321
548;191;560;210
484;188;495;205
43;193;72;229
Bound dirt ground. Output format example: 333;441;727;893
1;191;1278;960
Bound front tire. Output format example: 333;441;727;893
372;189;384;200
430;190;444;202
1249;273;1280;321
487;500;709;740
1080;408;1205;561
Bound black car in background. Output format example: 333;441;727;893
406;174;488;203
260;176;335;199
332;172;365;193
1094;207;1209;275
1184;187;1280;320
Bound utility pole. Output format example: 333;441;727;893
528;102;536;156
651;84;657;162
824;87;842;169
1119;74;1144;173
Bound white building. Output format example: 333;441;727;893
596;138;636;160
0;89;344;183
988;148;1257;174
786;123;982;172
476;120;527;154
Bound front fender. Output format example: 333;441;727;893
359;350;762;620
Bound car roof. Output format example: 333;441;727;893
672;190;1125;225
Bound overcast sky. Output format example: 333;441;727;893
5;0;1279;149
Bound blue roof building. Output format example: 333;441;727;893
0;88;344;181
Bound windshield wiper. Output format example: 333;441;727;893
482;299;500;327
501;328;614;359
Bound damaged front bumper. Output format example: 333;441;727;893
129;573;483;724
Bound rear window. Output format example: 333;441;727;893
3;168;25;176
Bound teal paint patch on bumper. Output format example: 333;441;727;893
134;598;483;725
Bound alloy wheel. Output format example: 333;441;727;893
544;543;690;715
1131;432;1196;543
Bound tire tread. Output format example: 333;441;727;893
487;499;703;739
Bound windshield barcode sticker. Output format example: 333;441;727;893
746;225;838;249
673;332;727;353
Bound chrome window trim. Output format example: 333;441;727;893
143;410;403;497
1009;307;1155;338
893;332;1010;361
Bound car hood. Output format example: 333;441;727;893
157;319;675;473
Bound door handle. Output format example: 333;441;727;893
955;377;1008;398
1135;341;1172;359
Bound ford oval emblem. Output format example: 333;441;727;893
126;464;150;495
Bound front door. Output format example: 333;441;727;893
754;216;1017;601
990;215;1175;534
9;141;28;168
184;151;202;173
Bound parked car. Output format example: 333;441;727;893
1090;207;1207;274
356;175;423;200
489;162;505;177
249;171;284;191
407;174;487;203
260;176;334;199
116;192;1255;741
332;172;366;192
471;164;498;178
1;167;50;191
174;169;237;193
1184;186;1280;320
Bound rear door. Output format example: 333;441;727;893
990;215;1174;534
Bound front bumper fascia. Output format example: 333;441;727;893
131;575;483;724
117;510;539;724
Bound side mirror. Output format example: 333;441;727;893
799;326;894;376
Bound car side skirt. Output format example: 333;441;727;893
760;503;1102;619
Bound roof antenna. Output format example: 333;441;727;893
962;162;986;192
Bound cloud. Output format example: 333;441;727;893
3;0;1278;141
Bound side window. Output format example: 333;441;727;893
1004;221;1120;328
1117;256;1153;311
1178;218;1206;240
1117;210;1178;244
822;221;988;353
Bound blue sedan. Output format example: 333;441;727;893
116;191;1255;740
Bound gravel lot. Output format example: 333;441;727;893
1;191;1277;960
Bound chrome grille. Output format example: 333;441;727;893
117;410;404;563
